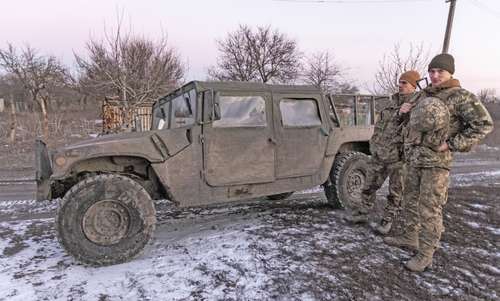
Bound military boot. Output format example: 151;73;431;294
405;253;433;272
345;210;369;224
375;219;393;235
383;232;419;251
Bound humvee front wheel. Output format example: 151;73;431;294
323;151;370;209
56;174;156;266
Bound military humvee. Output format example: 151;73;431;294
36;81;383;266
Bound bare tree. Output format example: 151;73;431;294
302;51;342;92
335;82;360;94
0;75;19;142
74;19;185;129
208;25;302;84
477;88;497;103
0;44;68;140
372;42;430;94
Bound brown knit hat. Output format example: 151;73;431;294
399;70;421;88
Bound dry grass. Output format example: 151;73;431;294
0;108;101;169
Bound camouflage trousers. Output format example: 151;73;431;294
402;165;449;256
360;159;404;222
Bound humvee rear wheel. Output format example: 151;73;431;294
56;174;156;266
323;151;369;210
266;192;294;200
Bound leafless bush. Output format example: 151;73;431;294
0;44;70;140
74;16;185;129
478;88;498;103
372;42;430;94
301;51;359;94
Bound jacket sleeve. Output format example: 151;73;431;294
448;91;494;152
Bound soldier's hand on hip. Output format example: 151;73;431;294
437;142;449;152
399;103;413;114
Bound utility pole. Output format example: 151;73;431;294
442;0;457;53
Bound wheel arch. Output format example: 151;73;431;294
336;141;371;156
51;155;167;199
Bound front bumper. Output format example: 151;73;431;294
35;139;53;200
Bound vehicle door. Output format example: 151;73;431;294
202;91;275;186
273;94;329;178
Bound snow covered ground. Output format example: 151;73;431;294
0;150;499;300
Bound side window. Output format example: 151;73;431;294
332;95;355;126
153;102;170;130
280;98;322;127
171;92;195;128
357;96;372;127
213;96;267;127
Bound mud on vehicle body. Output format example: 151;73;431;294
36;81;387;265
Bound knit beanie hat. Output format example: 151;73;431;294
399;70;421;88
428;53;455;74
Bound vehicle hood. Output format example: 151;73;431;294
55;131;166;162
50;128;192;178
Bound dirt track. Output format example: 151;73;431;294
0;149;499;300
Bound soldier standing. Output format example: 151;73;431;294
347;70;420;236
384;53;493;272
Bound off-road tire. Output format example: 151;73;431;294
266;192;294;200
323;151;370;210
56;174;156;266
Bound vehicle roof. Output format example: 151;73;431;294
192;80;320;93
157;80;322;104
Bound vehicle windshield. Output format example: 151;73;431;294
152;89;196;130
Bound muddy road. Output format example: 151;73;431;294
0;148;499;300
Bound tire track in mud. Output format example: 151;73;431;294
0;189;498;300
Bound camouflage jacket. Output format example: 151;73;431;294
403;79;494;169
370;93;413;163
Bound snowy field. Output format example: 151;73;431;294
0;149;499;300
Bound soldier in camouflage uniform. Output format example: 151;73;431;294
347;71;420;236
384;53;493;272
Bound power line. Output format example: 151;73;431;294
468;0;500;19
273;0;432;3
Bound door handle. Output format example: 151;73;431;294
268;137;277;145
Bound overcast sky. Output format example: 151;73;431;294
1;0;499;93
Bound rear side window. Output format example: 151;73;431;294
280;98;322;127
213;96;267;127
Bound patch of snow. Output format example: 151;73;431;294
462;209;485;217
0;215;273;301
481;264;500;275
453;267;478;283
450;170;500;187
465;221;481;229
297;186;323;194
485;226;500;236
468;203;490;210
474;144;500;151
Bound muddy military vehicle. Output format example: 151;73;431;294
36;81;384;266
